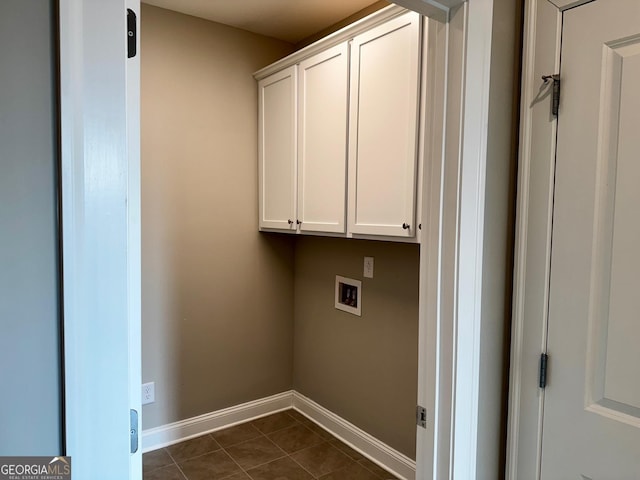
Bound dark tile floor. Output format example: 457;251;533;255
143;410;399;480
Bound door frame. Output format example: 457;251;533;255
506;0;594;478
58;0;515;478
59;0;141;478
396;0;520;478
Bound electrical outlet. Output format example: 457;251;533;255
364;256;374;278
142;382;155;405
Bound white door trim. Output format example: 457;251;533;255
59;0;141;478
396;0;518;478
58;1;512;478
506;0;562;478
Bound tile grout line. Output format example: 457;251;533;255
221;433;288;480
220;431;289;479
162;447;189;480
287;453;322;479
141;448;174;476
165;435;223;466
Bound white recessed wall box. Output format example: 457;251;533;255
335;275;362;316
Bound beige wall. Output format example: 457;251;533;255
141;5;296;429
292;237;420;459
477;0;521;476
141;6;421;458
295;0;390;48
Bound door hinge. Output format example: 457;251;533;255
539;353;549;389
542;74;560;116
130;409;139;453
416;405;427;429
127;9;137;58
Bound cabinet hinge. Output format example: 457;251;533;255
127;9;137;58
539;353;549;389
416;405;426;429
542;74;560;116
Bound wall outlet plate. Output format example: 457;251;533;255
142;382;155;405
364;257;374;278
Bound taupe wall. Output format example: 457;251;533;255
141;6;421;457
477;0;521;477
0;0;62;454
293;237;420;459
141;5;295;429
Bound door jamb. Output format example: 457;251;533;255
59;0;141;477
506;0;562;478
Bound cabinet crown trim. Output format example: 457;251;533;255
253;5;410;80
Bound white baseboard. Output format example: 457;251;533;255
141;390;417;480
141;390;293;452
292;392;416;480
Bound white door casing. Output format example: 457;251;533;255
59;0;142;478
55;0;516;478
508;0;640;477
506;0;562;477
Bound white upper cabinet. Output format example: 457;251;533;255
348;12;421;238
258;66;297;231
298;43;349;234
256;8;425;242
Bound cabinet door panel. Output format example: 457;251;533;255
298;43;349;233
348;12;420;237
259;66;297;231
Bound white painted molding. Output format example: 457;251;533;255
141;391;294;452
60;0;141;477
547;0;592;10
292;392;417;480
452;0;492;476
506;0;562;478
392;0;457;19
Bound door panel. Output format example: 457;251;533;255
541;1;640;477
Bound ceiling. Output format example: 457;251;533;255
142;0;389;44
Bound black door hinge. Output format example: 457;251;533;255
542;74;560;116
127;9;137;58
539;353;549;389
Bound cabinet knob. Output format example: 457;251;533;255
402;223;410;230
418;223;422;230
296;220;301;225
288;219;293;225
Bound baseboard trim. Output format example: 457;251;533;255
292;392;416;480
141;390;417;480
141;391;294;452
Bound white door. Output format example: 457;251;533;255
298;43;348;234
348;11;420;238
259;66;297;231
541;0;640;477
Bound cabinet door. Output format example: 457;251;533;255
298;43;349;234
348;12;421;237
258;66;297;231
